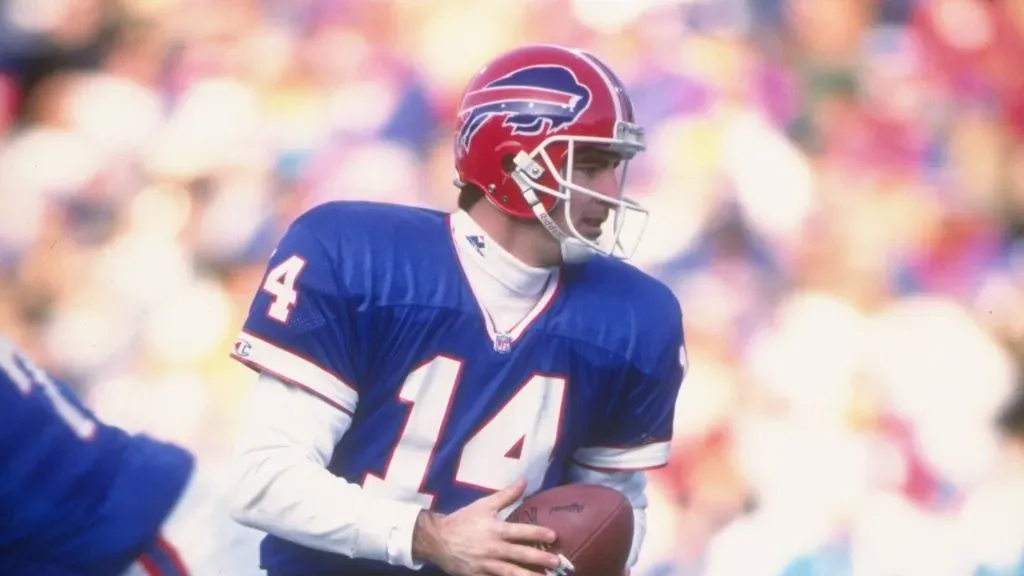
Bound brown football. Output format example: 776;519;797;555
506;483;633;576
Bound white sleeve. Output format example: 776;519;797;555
567;464;648;569
228;372;425;569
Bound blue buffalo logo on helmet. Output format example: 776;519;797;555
457;65;593;154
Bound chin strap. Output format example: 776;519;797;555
511;151;596;264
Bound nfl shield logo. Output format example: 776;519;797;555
494;333;513;354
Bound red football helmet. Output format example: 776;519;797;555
453;44;648;262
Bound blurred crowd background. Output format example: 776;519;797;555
3;0;1024;574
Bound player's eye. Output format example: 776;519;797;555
576;164;603;178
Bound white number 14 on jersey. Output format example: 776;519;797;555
363;356;566;508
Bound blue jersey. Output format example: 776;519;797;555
232;201;687;575
0;337;194;576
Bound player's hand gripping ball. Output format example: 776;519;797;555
506;484;633;576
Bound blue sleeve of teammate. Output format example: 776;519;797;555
574;302;687;471
232;218;360;415
0;337;193;575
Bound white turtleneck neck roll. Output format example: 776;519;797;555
449;210;558;338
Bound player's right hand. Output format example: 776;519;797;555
412;478;561;576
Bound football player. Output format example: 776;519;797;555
228;44;688;576
0;334;194;575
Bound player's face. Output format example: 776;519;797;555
557;147;623;241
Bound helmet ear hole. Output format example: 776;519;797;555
500;153;517;174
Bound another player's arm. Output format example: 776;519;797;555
569;297;687;571
227;216;559;575
0;337;194;575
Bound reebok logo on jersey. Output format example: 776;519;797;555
466;235;486;256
